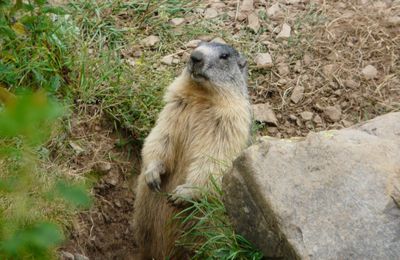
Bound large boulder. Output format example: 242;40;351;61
223;112;400;259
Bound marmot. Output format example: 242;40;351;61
133;42;252;259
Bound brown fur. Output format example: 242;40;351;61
133;69;251;259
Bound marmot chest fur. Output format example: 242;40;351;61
133;42;252;260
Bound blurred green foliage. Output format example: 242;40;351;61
0;1;91;258
0;91;91;259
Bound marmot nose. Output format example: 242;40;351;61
190;51;204;66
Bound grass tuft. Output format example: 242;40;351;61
175;179;263;260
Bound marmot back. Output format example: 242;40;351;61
133;42;252;259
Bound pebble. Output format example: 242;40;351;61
252;103;278;126
300;111;314;121
324;106;342;122
161;55;174;65
362;65;378;80
247;12;260;32
267;3;281;19
93;162;112;174
204;8;219;19
276;23;291;40
141;35;159;47
277;63;290;75
185;39;201;48
254;53;273;68
290;85;304;104
211;37;226;44
170;18;185;26
313;114;323;124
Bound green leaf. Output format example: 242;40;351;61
56;181;91;208
1;222;63;256
42;6;66;15
34;0;47;6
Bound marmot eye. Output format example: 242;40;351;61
219;53;230;60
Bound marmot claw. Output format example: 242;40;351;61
167;184;198;206
144;160;166;192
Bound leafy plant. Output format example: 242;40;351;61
0;90;91;258
0;0;75;93
175;179;263;260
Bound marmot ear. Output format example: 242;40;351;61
238;54;247;70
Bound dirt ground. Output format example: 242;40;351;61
58;106;141;259
60;0;399;259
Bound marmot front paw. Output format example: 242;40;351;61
144;160;166;192
167;184;199;206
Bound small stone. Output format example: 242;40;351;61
342;120;353;127
387;16;400;26
241;0;254;13
300;111;313;121
125;58;135;67
141;35;160;47
313;114;323;124
74;254;89;260
185;39;201;48
267;3;281;19
69;141;85;154
344;79;359;89
161;55;174;65
277;63;290;76
198;35;213;42
204;8;219;19
362;65;378;80
93;162;112;174
105;171;119;186
324;106;342;122
60;251;74;260
133;50;142;57
254;53;273;68
236;12;248;21
211;2;226;9
277;78;287;85
114;200;122;208
170;18;185;26
172;58;180;64
322;64;337;76
182;52;191;62
276;23;291;40
211;37;226;44
291;85;304;104
286;113;295;120
294;60;302;72
303;53;312;65
247;12;260;32
252;104;278;126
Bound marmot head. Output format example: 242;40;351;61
187;42;248;95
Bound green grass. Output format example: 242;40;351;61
175;180;263;260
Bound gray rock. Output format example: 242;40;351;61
252;104;278;126
300;111;313;121
324;106;341;122
204;8;219;19
169;18;185;26
223;112;400;259
254;53;273;68
60;251;74;260
276;23;291;40
74;254;89;260
141;35;160;47
362;65;378;80
247;12;260;32
290;85;304;104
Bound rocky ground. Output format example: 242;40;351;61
59;0;399;259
